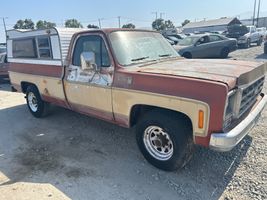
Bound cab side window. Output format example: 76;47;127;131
209;35;223;42
73;35;111;68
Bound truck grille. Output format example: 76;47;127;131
238;76;264;117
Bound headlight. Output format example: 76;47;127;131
238;36;247;40
223;90;237;130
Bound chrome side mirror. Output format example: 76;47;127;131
80;52;99;71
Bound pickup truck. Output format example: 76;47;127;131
237;25;263;48
7;28;267;171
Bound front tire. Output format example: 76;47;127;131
220;48;229;58
136;110;194;171
26;85;49;118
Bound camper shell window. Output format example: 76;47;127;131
13;39;37;58
12;36;53;59
37;37;52;58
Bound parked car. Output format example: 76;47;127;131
6;28;267;171
264;41;267;54
0;53;9;82
226;25;263;48
0;46;6;54
257;27;267;40
164;35;180;45
175;34;237;58
163;34;187;45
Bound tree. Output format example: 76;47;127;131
152;19;175;31
36;20;56;29
182;19;190;27
165;20;175;29
152;18;166;31
122;23;136;29
65;19;83;28
14;19;34;29
87;24;99;29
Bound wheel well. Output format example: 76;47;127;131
21;82;37;93
130;105;192;130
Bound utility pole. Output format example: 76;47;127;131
256;0;261;27
152;12;158;20
252;0;257;25
98;18;102;29
160;12;165;19
2;17;7;33
118;16;121;28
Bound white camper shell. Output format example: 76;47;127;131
6;28;87;66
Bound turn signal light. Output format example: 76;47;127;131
198;110;204;129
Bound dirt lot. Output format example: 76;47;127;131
0;45;266;200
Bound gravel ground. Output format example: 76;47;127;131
0;45;266;200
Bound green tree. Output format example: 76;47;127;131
122;23;136;29
152;19;175;31
182;19;190;27
87;24;99;29
36;20;56;29
65;19;83;28
165;20;175;29
14;19;35;29
152;18;166;31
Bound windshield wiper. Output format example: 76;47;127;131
131;56;149;62
159;54;172;58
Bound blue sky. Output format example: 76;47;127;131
1;0;266;42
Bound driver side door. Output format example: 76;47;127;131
64;33;114;121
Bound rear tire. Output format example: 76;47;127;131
26;85;49;118
182;52;192;59
220;48;230;58
136;110;194;171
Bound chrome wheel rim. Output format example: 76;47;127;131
28;92;38;112
143;126;174;161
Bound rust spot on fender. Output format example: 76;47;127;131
44;88;49;95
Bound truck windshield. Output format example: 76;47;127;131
109;31;179;66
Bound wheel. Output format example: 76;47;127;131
26;85;49;118
245;39;251;48
257;38;263;46
182;52;192;59
136;109;194;171
220;48;230;58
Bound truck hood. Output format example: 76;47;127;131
132;59;266;90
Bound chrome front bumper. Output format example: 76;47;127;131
209;93;267;152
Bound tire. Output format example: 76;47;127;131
182;52;192;59
257;38;263;46
136;109;194;171
245;39;251;48
26;85;49;118
220;48;230;58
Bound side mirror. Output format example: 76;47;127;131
80;52;99;71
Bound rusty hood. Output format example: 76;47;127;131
133;59;267;89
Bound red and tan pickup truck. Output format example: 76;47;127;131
6;28;267;171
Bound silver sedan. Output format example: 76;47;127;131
175;34;237;59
